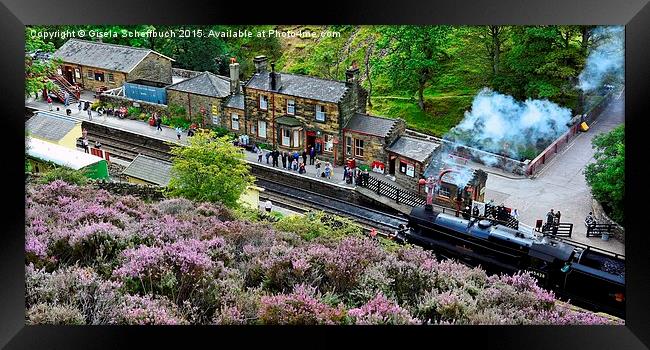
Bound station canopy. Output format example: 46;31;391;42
26;137;104;170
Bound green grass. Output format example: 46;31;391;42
368;93;473;137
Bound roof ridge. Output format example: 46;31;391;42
65;38;153;53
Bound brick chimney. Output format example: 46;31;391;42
269;63;282;91
345;62;363;113
229;58;240;94
253;55;268;73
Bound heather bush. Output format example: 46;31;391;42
24;182;621;325
258;285;346;325
27;303;86;325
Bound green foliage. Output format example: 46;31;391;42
37;167;89;186
126;106;141;117
210;126;233;138
273;211;363;242
585;126;624;224
25;28;60;97
167;131;254;208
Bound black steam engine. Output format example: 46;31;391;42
397;206;625;319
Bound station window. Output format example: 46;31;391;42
293;130;300;148
287;99;295;115
354;139;364;157
315;105;326;122
346;136;352;156
87;70;94;79
107;73;115;83
324;134;334;153
259;95;268;110
282;129;291;146
231;113;240;130
94;71;105;82
74;68;81;79
258;120;267;138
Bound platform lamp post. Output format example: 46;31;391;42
424;176;435;211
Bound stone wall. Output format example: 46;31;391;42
391;157;426;192
223;107;245;132
345;132;388;165
592;199;625;242
166;90;224;126
99;94;168;119
92;181;165;201
128;52;173;85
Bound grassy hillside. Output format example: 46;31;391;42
273;25;480;137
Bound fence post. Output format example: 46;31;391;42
377;180;381;195
396;189;400;204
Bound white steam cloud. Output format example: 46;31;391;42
448;88;572;159
578;26;624;93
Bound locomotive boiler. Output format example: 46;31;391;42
401;206;625;319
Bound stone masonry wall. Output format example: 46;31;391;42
592;199;625;242
79;66;126;91
128;53;173;85
92;181;165;201
166;90;224;126
99;94;168;119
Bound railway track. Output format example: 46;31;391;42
256;178;408;235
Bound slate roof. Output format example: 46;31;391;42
387;136;440;163
26;111;80;142
122;154;172;187
275;116;302;127
52;39;173;73
166;71;231;98
344;113;399;138
27;137;103;170
245;71;348;103
225;93;245;110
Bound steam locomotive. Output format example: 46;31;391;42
397;206;625;319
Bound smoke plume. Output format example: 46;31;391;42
578;26;624;93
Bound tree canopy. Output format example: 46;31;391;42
585;125;624;224
167;131;254;208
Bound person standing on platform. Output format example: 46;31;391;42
309;146;315;165
257;147;263;162
155;115;163;132
302;149;307;165
87;104;92;121
315;159;321;177
82;138;89;153
47;96;53;111
554;210;561;226
272;149;279;167
175;126;182;141
281;151;288;169
63;92;69;107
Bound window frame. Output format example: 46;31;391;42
287;99;295;115
259;95;268;110
346;136;353;156
315;105;326;122
231;113;240;131
354;138;364;158
258;120;267;138
87;70;94;79
282;128;291;147
107;73;115;83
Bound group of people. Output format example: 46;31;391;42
545;208;562;232
254;146;323;177
80;137;101;154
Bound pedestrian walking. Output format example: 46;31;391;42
175;126;182;141
63;92;69;107
257;147;263;162
156;115;163;132
309;146;315;165
47;96;53;111
302;149;307;165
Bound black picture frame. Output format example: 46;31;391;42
1;0;648;348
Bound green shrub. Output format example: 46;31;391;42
37;167;88;186
127;106;141;117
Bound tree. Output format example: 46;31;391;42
584;125;624;224
374;26;452;110
167;131;254;208
24;27;60;97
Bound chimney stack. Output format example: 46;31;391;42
345;62;363;112
269;63;282;91
253;55;268;73
229;58;240;94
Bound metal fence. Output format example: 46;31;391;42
586;223;616;238
364;176;426;207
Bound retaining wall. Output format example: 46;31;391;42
592;199;625;243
